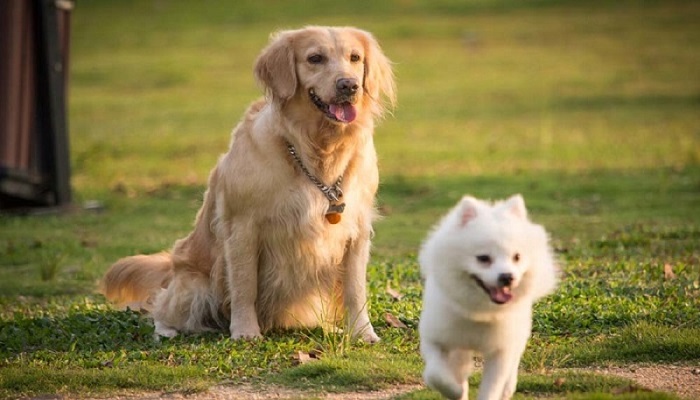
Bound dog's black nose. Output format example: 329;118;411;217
336;78;359;96
497;273;514;287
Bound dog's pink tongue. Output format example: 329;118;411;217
329;103;356;123
489;287;513;304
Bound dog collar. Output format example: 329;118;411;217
286;142;345;224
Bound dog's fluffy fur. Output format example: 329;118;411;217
102;26;395;342
419;195;558;400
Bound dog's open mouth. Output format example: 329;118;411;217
471;275;513;305
309;88;357;123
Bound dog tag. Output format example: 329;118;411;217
325;203;345;224
325;213;341;224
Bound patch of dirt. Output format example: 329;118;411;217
66;384;422;400
193;384;422;399
584;364;700;400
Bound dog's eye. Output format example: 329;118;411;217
350;53;361;63
307;54;324;64
476;255;492;264
513;253;521;263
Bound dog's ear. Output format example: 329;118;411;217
458;196;479;227
254;30;297;103
354;29;396;118
503;194;528;219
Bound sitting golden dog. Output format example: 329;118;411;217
102;26;395;342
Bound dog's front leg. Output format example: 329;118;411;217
342;236;379;343
447;349;474;400
478;349;521;400
500;357;521;400
224;217;262;340
500;337;528;400
421;341;465;400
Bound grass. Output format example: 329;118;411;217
1;0;699;399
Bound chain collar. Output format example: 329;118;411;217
286;142;343;203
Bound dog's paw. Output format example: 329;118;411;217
424;369;463;400
230;312;262;340
230;326;262;340
350;324;380;343
360;328;380;344
154;321;179;339
231;332;263;340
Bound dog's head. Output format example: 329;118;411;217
254;26;395;125
451;194;550;305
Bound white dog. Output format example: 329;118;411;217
419;194;558;400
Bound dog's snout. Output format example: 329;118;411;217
336;78;359;96
497;273;514;287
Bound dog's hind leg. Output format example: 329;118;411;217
151;270;218;337
154;319;178;338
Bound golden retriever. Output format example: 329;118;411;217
101;26;395;342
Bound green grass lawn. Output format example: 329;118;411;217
1;0;699;399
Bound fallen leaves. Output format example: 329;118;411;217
386;282;404;301
611;384;652;395
663;263;676;280
384;283;409;328
384;312;407;329
291;350;321;365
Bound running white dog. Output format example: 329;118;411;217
419;194;558;400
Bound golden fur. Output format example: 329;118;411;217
101;26;395;342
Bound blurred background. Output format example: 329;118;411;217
65;0;699;189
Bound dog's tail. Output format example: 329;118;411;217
101;252;174;309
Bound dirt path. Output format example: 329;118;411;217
64;384;422;400
584;365;700;400
55;365;700;400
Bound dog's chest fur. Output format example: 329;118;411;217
248;172;366;329
421;280;534;353
261;191;355;272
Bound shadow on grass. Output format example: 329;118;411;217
267;349;423;393
571;322;700;365
0;306;158;357
0;364;210;398
0;304;216;396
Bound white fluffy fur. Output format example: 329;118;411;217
419;194;558;400
102;26;395;343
